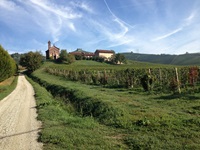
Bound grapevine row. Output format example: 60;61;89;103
44;66;200;93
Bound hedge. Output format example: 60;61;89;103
0;45;17;82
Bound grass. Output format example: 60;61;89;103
47;60;174;71
0;76;18;100
31;69;133;128
30;61;200;149
27;76;128;150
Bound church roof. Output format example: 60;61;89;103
46;45;60;52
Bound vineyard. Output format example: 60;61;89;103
30;61;200;149
45;63;200;94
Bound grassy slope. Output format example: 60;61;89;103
122;52;200;65
49;59;173;70
0;76;18;100
31;61;200;149
27;76;128;150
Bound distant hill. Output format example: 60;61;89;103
121;52;200;65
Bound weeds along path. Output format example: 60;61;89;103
0;75;42;150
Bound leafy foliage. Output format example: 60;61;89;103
140;74;153;91
112;53;126;64
189;66;199;86
74;54;83;60
19;51;43;72
57;50;75;64
59;49;68;62
45;64;200;93
11;53;21;64
67;54;76;64
0;45;17;82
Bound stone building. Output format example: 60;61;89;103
46;41;60;59
94;49;115;60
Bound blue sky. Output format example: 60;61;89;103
0;0;200;55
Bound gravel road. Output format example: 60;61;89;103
0;75;42;150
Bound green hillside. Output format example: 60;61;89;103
122;52;200;65
29;61;200;149
49;60;173;70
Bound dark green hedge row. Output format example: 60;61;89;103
30;74;133;129
0;45;17;82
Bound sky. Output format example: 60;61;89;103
0;0;200;55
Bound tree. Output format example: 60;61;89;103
112;53;126;64
19;51;43;72
67;54;76;64
75;54;83;60
59;49;68;62
57;49;75;64
0;45;17;82
11;53;21;65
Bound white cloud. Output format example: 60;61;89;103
176;39;200;54
152;27;183;41
185;12;195;22
104;0;135;28
183;10;197;27
20;0;83;42
68;23;76;32
1;0;200;55
0;0;17;11
90;19;132;48
93;0;135;49
29;0;82;19
70;1;94;13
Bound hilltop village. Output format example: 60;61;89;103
45;41;115;61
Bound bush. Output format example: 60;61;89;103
0;45;17;82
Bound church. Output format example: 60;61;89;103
46;41;60;59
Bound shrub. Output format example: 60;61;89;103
0;45;17;82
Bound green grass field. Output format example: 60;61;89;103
30;60;200;149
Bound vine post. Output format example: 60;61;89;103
175;68;181;94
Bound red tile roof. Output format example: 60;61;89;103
95;50;115;53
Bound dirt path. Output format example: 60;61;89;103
0;75;43;150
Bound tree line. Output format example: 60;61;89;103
73;52;126;64
52;49;126;64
